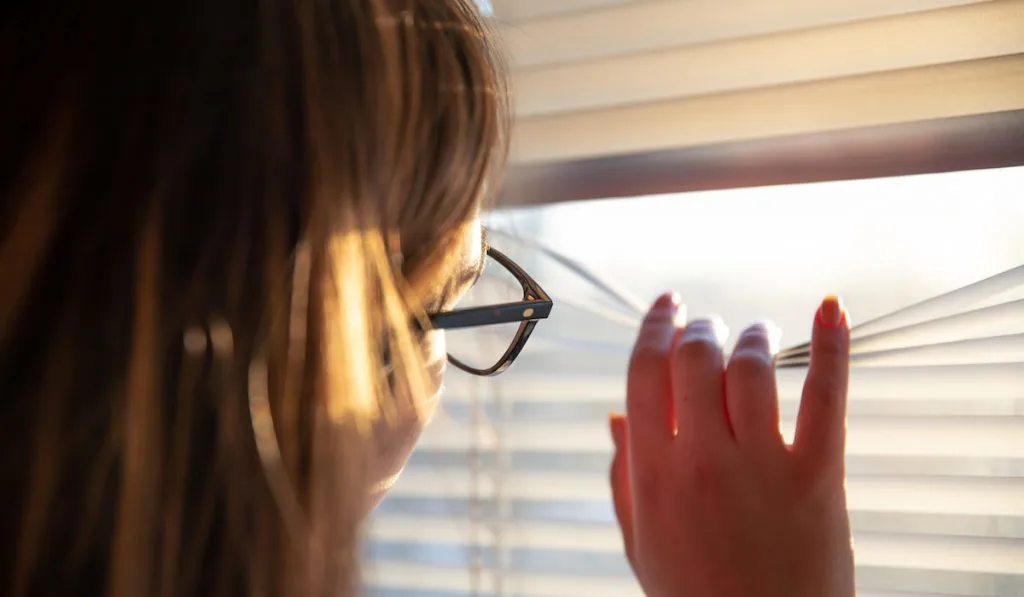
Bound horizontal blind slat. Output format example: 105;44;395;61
365;561;1019;597
365;562;644;597
512;1;1024;118
498;0;987;66
384;470;1024;517
413;415;1024;458
403;448;1024;478
367;518;1024;575
372;500;1024;539
490;0;641;24
511;54;1024;163
442;362;1024;401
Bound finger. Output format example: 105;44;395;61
609;413;637;572
671;317;731;447
725;321;784;451
794;295;851;472
627;292;684;460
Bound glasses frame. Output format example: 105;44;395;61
427;247;553;376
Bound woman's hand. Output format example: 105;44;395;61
610;294;854;597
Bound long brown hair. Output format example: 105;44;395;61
0;1;507;595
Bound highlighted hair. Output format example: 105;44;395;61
0;0;507;595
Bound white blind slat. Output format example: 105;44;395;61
410;413;1024;459
384;470;1024;518
365;564;996;597
366;562;644;597
513;1;1024;118
500;0;1024;164
778;298;1024;361
512;54;1024;163
498;0;986;67
443;363;1024;402
368;518;1024;575
490;0;642;25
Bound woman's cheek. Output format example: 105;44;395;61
367;331;447;510
366;412;427;511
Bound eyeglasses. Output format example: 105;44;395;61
427;247;552;376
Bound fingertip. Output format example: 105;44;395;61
679;316;729;347
816;295;849;330
739;319;782;356
609;412;627;449
812;296;851;360
653;291;682;310
646;293;687;331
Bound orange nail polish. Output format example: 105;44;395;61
816;295;846;328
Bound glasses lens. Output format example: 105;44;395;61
443;252;525;372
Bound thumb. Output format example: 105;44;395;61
609;412;637;572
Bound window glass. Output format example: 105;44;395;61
367;165;1024;597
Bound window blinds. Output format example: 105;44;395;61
365;276;1024;597
363;168;1024;597
488;0;1024;165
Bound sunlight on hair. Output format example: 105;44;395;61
248;357;277;465
208;318;234;355
325;231;377;423
183;326;207;355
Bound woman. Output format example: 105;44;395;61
0;0;854;596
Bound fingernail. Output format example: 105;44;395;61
648;293;686;327
679;317;729;346
748;319;783;354
816;295;847;329
653;292;681;310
